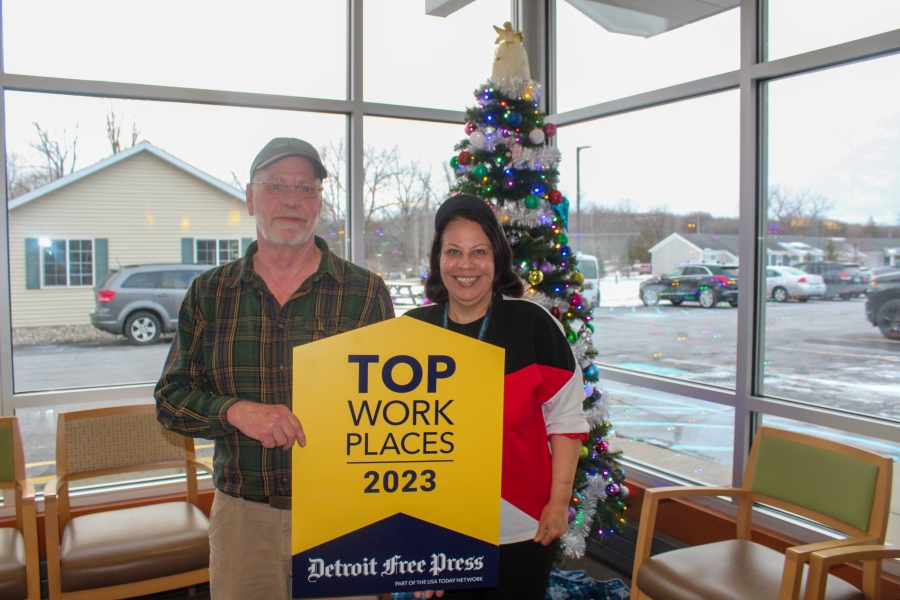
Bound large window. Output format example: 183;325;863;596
557;91;740;389
556;1;739;112
762;54;900;421
2;0;348;99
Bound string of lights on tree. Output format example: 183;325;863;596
448;77;629;559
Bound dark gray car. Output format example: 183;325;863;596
90;264;212;343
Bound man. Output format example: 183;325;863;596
156;137;394;600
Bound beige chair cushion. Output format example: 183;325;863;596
0;527;27;600
60;501;209;593
637;539;864;600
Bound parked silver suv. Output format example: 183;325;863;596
90;264;212;343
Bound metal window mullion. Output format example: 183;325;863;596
599;366;737;408
746;396;900;442
733;0;764;489
751;27;900;83
347;0;365;265
10;384;155;411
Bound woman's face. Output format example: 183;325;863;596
439;219;495;313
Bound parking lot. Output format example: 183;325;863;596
10;287;899;487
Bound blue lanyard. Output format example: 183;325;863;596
443;298;493;341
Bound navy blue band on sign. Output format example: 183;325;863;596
292;513;499;598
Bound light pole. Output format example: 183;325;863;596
575;146;591;251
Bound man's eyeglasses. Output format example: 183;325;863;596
251;181;322;199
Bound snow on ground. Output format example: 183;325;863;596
598;274;651;308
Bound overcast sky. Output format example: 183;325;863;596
3;0;899;225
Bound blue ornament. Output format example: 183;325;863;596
551;197;570;230
584;364;600;380
506;111;523;127
560;245;572;258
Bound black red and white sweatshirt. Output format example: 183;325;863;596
406;294;590;543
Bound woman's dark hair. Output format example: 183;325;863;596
424;209;524;304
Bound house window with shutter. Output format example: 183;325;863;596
40;239;93;287
196;238;240;265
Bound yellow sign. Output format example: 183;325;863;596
291;316;504;598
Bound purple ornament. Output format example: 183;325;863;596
567;506;577;522
539;260;553;274
584;382;594;397
605;483;620;497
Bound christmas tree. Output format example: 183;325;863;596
445;23;629;560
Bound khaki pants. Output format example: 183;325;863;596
210;491;378;600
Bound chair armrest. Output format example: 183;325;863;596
42;475;69;498
15;478;35;502
804;545;900;600
644;485;748;502
785;536;877;564
187;458;214;475
778;536;878;600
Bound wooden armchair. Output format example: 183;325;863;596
632;425;893;600
0;417;40;600
44;404;213;600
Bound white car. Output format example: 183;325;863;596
766;266;826;302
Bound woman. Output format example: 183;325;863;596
406;194;589;600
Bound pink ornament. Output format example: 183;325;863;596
544;123;557;137
465;122;477;135
570;293;584;307
567;506;577;522
599;441;609;452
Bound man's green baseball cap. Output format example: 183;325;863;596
250;137;328;181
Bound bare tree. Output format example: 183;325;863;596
767;185;835;236
30;122;78;180
6;151;50;199
106;108;142;154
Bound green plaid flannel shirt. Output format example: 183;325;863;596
155;238;394;499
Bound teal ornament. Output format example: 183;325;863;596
551;197;570;230
584;364;600;380
473;164;489;178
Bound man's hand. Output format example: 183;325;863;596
226;401;306;450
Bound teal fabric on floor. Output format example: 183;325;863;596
390;568;630;600
545;568;630;599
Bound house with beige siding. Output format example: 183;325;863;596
8;142;257;328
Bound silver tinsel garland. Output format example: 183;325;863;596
495;203;547;229
484;77;542;100
508;143;561;170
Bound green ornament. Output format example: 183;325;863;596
449;156;459;169
473;164;489;178
566;330;578;342
527;270;544;285
556;233;569;245
579;445;590;459
587;323;595;333
524;194;540;209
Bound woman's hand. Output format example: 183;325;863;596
534;500;569;545
413;590;444;598
535;435;583;545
